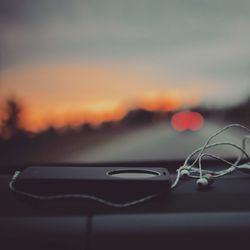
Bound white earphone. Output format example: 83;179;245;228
196;174;214;189
172;124;250;190
180;168;190;179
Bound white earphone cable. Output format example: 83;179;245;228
172;124;250;187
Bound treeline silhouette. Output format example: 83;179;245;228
0;97;249;172
0;99;168;171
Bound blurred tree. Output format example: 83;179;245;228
121;108;154;127
1;99;22;138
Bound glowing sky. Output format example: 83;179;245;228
1;0;250;131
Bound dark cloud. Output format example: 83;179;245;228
0;0;79;24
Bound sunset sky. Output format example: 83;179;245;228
1;0;250;131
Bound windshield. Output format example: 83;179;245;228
1;0;250;168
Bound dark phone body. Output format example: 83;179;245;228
13;166;171;201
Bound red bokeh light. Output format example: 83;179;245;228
171;111;204;132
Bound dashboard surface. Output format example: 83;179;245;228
1;160;250;250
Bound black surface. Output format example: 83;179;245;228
0;217;88;250
13;166;171;200
1;161;250;249
92;212;250;250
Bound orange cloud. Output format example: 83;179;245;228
1;62;203;132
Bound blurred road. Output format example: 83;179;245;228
68;121;247;163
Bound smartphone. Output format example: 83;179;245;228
13;166;171;201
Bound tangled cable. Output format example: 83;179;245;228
9;172;158;208
171;124;250;189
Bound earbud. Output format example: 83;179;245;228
196;174;214;189
180;168;190;179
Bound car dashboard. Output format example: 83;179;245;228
1;159;250;250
